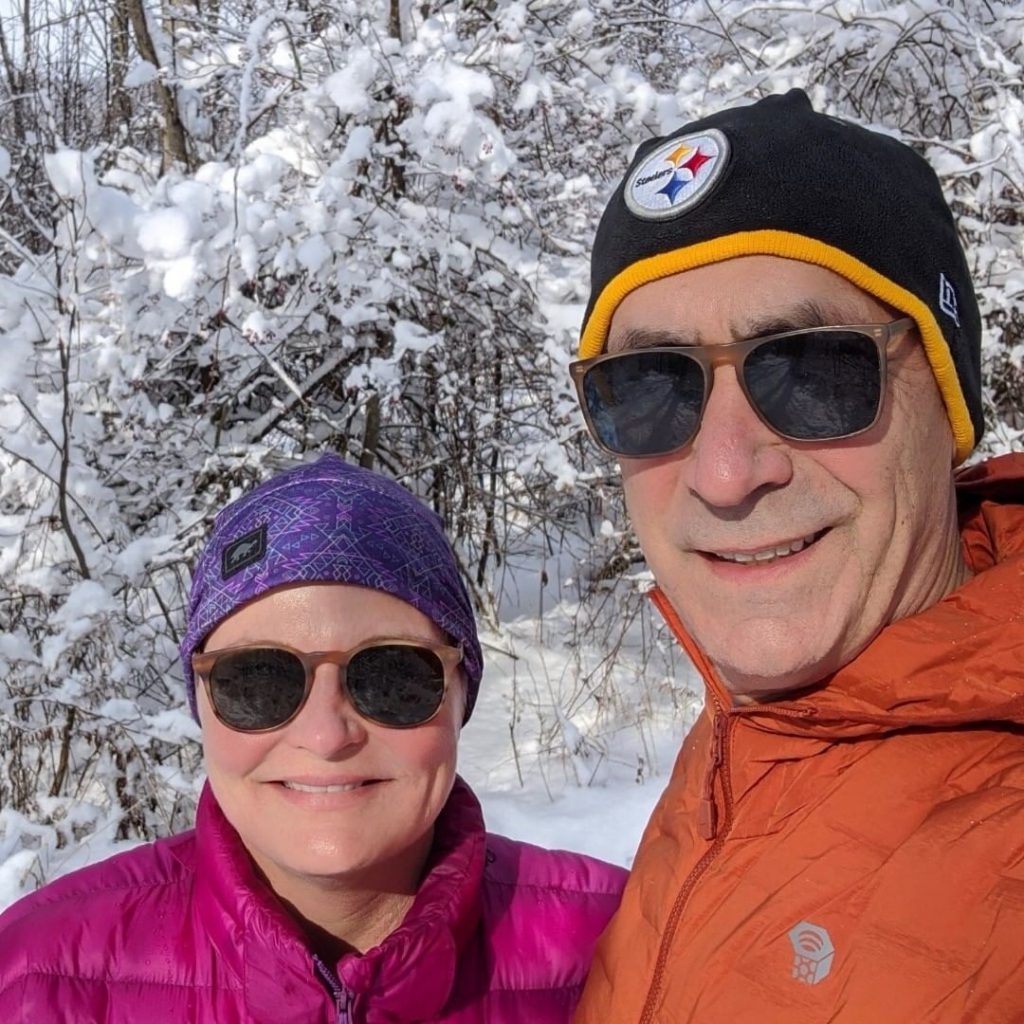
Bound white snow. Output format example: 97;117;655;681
392;319;441;359
163;256;201;299
0;850;38;912
112;536;177;582
123;61;159;88
137;208;194;259
52;580;117;625
0;332;32;390
44;150;90;199
324;49;378;116
296;234;333;274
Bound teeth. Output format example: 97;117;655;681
715;533;818;565
283;781;364;793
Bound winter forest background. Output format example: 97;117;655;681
1;0;1023;906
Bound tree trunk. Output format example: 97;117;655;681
360;393;381;470
122;0;190;171
108;3;132;134
389;0;402;42
0;13;25;140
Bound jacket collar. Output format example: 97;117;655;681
333;776;484;1017
653;453;1024;739
188;776;485;1022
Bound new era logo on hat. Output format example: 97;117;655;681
939;272;961;326
624;130;729;220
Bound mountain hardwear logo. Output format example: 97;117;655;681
788;921;834;985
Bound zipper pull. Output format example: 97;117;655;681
313;954;353;1024
336;988;353;1024
698;711;727;841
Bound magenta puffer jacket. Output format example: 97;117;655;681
0;778;625;1023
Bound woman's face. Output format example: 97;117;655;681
197;583;464;894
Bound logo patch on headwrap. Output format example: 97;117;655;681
624;130;729;220
222;524;267;579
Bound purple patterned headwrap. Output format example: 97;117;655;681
180;454;483;721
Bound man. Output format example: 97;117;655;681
570;90;1024;1023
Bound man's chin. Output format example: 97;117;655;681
663;585;860;699
719;672;826;705
703;637;840;702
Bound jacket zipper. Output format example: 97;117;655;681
638;697;734;1024
639;589;742;1024
313;954;353;1024
698;709;728;840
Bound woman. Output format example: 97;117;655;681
0;454;626;1022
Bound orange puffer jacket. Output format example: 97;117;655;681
575;453;1024;1024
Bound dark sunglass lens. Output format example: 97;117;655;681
347;645;446;727
582;351;705;457
745;331;882;440
208;648;307;730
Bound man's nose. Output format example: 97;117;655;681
286;665;368;756
681;365;794;508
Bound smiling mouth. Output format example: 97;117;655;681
705;529;829;566
280;781;378;794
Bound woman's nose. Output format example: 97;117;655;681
285;665;368;756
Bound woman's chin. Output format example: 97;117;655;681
245;814;436;896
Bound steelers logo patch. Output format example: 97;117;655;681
624;129;729;220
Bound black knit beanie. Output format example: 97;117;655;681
580;90;983;462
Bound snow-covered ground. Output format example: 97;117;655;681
461;615;701;866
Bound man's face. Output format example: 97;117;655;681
610;256;964;699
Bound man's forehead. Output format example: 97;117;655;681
609;297;875;352
604;256;893;352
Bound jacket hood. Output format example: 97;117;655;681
654;452;1024;740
